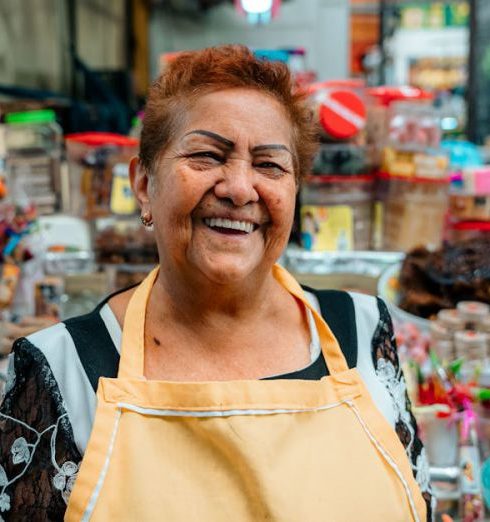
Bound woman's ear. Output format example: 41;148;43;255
129;156;150;209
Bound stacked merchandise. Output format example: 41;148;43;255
0;108;64;323
300;80;374;252
366;87;450;252
447;166;490;243
381;236;490;519
65;132;157;290
396;307;490;521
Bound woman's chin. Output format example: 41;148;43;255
194;257;260;287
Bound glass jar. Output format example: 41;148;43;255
300;175;374;251
380;175;450;251
455;330;488;361
65;132;139;219
5;109;62;214
446;221;490;244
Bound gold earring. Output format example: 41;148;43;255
140;211;153;227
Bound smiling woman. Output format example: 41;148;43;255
0;45;433;521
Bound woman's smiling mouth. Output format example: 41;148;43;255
203;217;258;235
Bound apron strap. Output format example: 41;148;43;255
272;265;350;374
303;287;358;370
118;267;159;379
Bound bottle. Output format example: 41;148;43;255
459;408;485;521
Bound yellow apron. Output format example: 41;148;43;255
66;265;426;521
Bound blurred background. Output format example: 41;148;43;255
2;1;490;519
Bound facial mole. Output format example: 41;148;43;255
153;337;161;346
275;198;281;205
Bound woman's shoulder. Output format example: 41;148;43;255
0;333;84;519
3;303;119;455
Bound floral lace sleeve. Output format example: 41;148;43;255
372;298;435;522
0;338;82;521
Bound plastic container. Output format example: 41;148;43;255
379;174;450;251
388;102;441;150
455;330;488;361
416;406;458;467
448;194;490;221
4;109;62;215
438;309;465;333
65;132;139;219
457;302;490;330
311;144;369;176
366;86;434;167
308;81;367;143
300;175;373;251
446;221;490;244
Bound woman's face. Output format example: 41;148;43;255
143;88;297;286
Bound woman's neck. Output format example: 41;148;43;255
152;265;281;327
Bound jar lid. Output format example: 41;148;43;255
318;89;366;140
6;109;56;125
65;132;138;147
455;330;487;348
366;86;433;107
450;221;490;232
457;301;489;314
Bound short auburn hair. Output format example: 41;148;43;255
140;45;318;182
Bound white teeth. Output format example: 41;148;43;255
204;218;254;233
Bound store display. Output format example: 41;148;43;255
449;195;490;221
65;132;138;219
366;86;434;163
95;217;157;265
381;147;449;178
388;102;442;150
398;237;490;318
34;276;64;319
308;81;367;143
446;221;490;243
300;175;373;251
311;144;368;175
378;174;450;251
0;263;20;310
4;110;62;215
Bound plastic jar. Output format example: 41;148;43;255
366;86;434;167
455;330;488;361
388;102;441;150
457;301;490;330
437;309;465;333
446;221;490;244
311;144;369;176
379;174;450;251
4;109;62;214
65;132;139;219
300;175;374;251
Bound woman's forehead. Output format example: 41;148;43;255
177;89;293;145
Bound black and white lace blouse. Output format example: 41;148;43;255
0;289;434;521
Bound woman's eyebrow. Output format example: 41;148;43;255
252;144;291;154
183;129;234;148
182;130;291;155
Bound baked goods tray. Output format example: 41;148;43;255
283;247;404;277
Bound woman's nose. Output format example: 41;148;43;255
213;160;259;206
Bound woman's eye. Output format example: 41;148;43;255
255;162;285;173
189;151;223;162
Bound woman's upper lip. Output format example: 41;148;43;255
199;213;266;226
